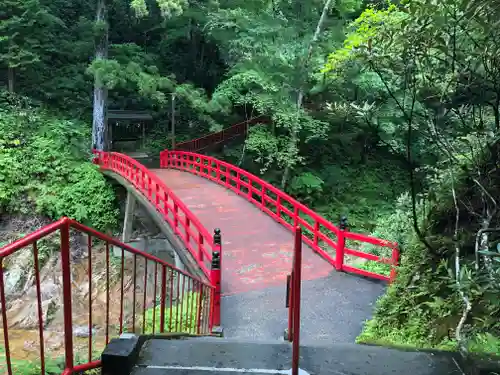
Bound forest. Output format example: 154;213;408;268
0;0;499;367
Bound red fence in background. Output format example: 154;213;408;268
0;217;214;375
160;150;400;282
175;116;268;152
93;151;215;279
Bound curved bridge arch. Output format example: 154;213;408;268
101;168;206;281
94;152;218;282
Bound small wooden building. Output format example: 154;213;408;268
107;109;153;157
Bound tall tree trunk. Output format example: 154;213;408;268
7;67;14;92
92;0;109;151
281;0;334;189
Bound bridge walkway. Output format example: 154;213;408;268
151;169;385;342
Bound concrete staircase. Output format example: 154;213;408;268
101;335;463;375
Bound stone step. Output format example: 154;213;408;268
123;337;462;375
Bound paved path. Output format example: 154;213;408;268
152;169;333;295
152;169;385;342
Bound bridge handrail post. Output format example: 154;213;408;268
389;246;400;283
160;150;172;168
211;228;222;328
60;219;75;373
286;272;294;342
336;216;348;271
160;150;165;168
291;226;303;375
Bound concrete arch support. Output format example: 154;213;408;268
122;191;137;244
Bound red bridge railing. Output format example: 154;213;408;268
175;116;268;152
160;150;399;282
0;217;215;375
93;151;216;279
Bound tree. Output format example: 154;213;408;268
91;0;189;151
0;0;61;92
324;0;500;353
281;0;334;188
207;0;361;188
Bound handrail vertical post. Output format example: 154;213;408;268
160;265;167;333
286;273;294;342
211;228;222;329
60;218;74;372
291;226;302;375
160;150;165;168
389;246;399;283
336;216;348;271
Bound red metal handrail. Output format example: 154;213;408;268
160;150;400;282
0;217;215;375
93;150;215;279
175;116;268;152
287;227;303;375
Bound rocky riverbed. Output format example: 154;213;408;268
0;214;172;366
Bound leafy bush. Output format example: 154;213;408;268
357;245;462;351
317;155;407;232
0;347;63;375
143;291;202;334
0;92;117;230
288;172;324;205
359;193;415;255
469;333;500;355
357;193;415;275
357;192;500;355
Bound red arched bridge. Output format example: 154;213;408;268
0;117;399;375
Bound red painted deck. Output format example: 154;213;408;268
152;169;333;296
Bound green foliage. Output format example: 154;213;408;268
206;1;337;182
318;157;407;231
469;333;500;355
357;240;462;350
131;0;188;18
321;0;500;357
288;172;324;205
358;168;500;355
0;345;102;375
323;3;404;73
0;346;64;375
0;0;62;71
0;92;117;230
2;0;500;361
143;291;201;334
360;193;414;255
36;163;117;230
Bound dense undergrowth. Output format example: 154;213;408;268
321;0;500;358
143;291;202;334
0;92;118;231
357;161;500;356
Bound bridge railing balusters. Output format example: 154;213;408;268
175;116;268;153
95;151;215;277
160;150;399;283
0;217;215;375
